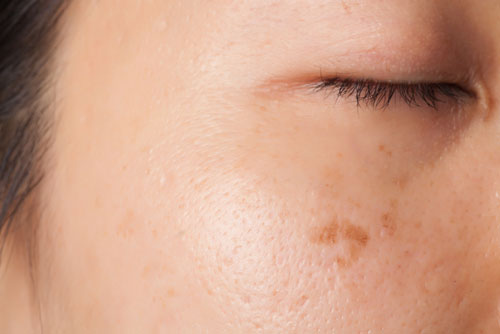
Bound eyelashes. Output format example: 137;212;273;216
311;77;474;110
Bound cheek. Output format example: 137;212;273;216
166;100;500;333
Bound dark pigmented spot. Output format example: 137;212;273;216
316;223;339;244
378;144;393;157
343;223;369;246
341;0;352;14
311;218;370;268
314;219;369;246
381;212;397;237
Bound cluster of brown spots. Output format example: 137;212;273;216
317;225;339;244
312;218;370;268
381;212;397;237
343;224;369;246
380;199;399;237
314;219;369;246
378;144;393;157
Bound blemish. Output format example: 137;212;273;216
378;144;392;157
380;212;397;237
342;222;369;246
392;174;409;190
312;218;370;268
316;222;339;244
295;295;309;307
341;0;352;13
335;256;348;268
313;220;369;246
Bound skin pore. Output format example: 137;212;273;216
2;0;500;333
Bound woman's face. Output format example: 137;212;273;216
36;0;500;332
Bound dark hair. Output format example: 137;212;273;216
0;1;67;254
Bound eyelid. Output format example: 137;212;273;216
310;77;475;110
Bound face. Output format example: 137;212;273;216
35;0;500;332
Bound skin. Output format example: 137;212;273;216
2;0;500;332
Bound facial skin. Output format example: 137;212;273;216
2;0;500;333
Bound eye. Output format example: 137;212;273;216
311;77;475;110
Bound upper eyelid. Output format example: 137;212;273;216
310;77;475;110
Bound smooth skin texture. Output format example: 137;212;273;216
2;0;500;333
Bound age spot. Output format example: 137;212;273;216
381;212;397;237
311;218;370;268
343;223;369;246
378;144;393;157
341;0;352;14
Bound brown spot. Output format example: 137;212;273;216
167;288;175;297
312;219;370;269
335;256;349;268
381;212;397;236
295;295;309;307
341;0;352;13
313;220;369;247
342;222;369;246
392;173;409;189
378;144;393;157
316;222;339;244
142;265;152;278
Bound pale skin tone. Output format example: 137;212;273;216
1;0;500;333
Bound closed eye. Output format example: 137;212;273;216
311;77;475;110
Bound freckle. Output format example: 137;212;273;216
335;256;350;268
341;0;351;13
337;152;343;158
167;288;175;297
315;222;339;244
381;212;397;237
342;223;369;246
393;174;409;189
378;144;393;157
295;295;309;307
